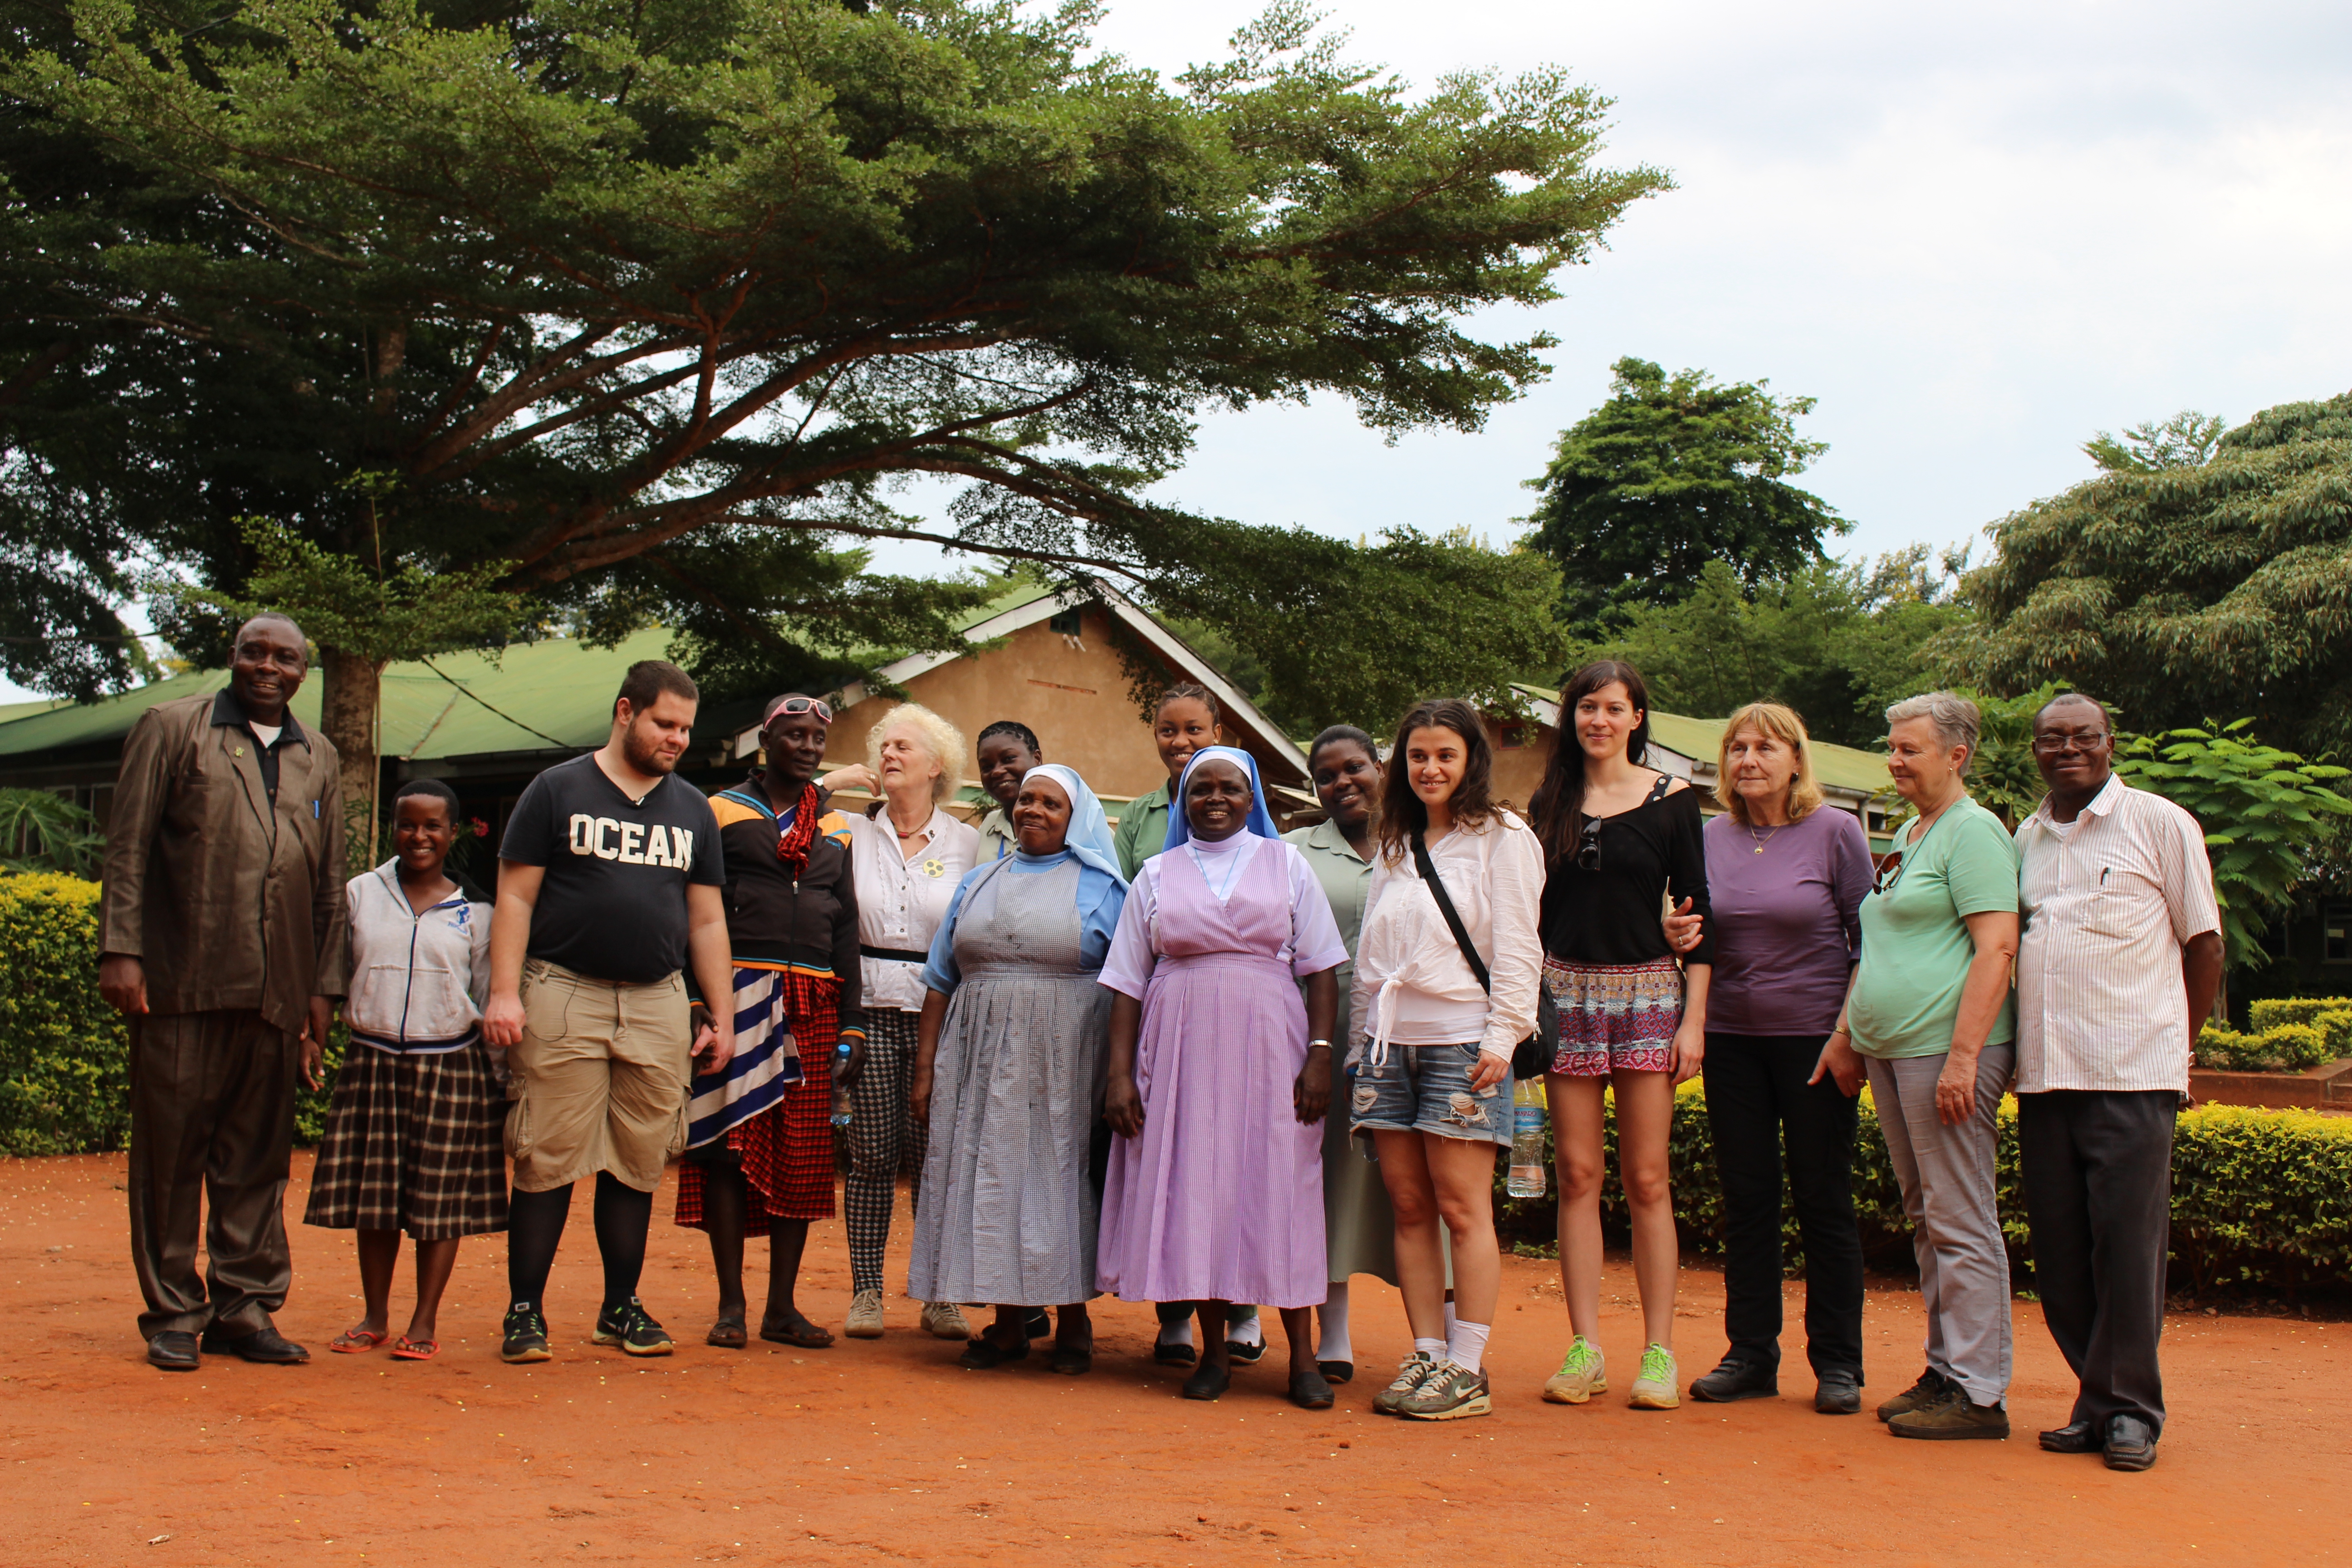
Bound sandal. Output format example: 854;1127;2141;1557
759;1315;835;1349
706;1316;748;1349
328;1326;388;1355
390;1336;440;1362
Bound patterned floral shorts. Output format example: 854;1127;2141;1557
1542;956;1684;1077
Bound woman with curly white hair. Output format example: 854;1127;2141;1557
827;702;981;1340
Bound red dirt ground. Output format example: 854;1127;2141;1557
2;1151;2341;1568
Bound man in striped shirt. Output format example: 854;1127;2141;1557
2013;693;2223;1474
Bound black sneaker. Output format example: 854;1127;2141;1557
593;1297;675;1357
501;1303;553;1364
1875;1366;1951;1423
1815;1369;1863;1415
1688;1356;1778;1402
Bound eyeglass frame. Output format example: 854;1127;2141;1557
1575;818;1602;871
766;696;835;725
1872;848;1905;896
2029;728;2110;755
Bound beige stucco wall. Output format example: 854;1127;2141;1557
822;607;1171;802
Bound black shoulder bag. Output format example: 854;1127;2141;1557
1410;831;1553;1080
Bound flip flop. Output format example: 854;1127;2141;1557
328;1327;388;1355
389;1336;440;1362
759;1318;835;1349
706;1316;748;1349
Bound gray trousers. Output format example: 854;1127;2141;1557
2018;1090;2174;1434
127;1010;299;1339
1867;1044;2015;1408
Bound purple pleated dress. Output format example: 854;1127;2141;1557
1095;833;1347;1310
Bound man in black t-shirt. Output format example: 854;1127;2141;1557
483;659;736;1363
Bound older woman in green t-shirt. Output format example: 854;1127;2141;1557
1816;691;2019;1441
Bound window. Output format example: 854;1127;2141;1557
2324;903;2352;964
1048;606;1084;636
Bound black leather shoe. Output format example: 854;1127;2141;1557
2104;1414;2158;1471
2039;1418;2101;1453
1814;1370;1862;1415
1688;1357;1778;1403
147;1331;200;1372
200;1326;311;1364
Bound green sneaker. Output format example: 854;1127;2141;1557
1542;1336;1608;1404
1630;1343;1680;1409
500;1303;552;1364
1371;1351;1436;1416
592;1297;675;1357
1398;1361;1492;1422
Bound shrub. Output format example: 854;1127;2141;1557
1493;1080;2352;1293
0;872;131;1156
2248;997;2351;1032
2197;1021;2336;1072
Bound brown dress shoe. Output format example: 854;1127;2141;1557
147;1331;200;1371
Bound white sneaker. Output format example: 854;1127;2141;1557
919;1300;971;1341
1630;1343;1681;1410
1543;1335;1608;1404
845;1289;885;1339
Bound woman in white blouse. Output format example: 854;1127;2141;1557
1348;698;1544;1421
828;704;981;1341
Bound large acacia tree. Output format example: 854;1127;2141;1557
1938;391;2352;755
3;0;1666;787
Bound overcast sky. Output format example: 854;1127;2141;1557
15;0;2348;703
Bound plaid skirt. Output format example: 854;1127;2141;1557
302;1042;509;1241
674;968;841;1234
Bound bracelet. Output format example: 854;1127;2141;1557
1306;1039;1333;1051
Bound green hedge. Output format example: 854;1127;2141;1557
0;872;343;1153
2197;1020;2339;1072
2247;996;2352;1060
1491;1080;2352;1294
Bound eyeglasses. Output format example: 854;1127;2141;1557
2029;731;2109;755
1575;819;1602;871
1872;849;1905;896
768;696;834;725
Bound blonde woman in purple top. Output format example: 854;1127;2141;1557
1688;702;1873;1415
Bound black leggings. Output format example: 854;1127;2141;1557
506;1172;654;1312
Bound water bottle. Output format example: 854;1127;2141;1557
1506;1078;1548;1199
829;1039;855;1128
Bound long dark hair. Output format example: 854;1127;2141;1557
1374;699;1497;866
1529;659;1653;864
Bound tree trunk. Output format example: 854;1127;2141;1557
319;644;388;876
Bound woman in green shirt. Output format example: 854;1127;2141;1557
1818;692;2020;1441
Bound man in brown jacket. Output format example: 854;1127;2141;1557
99;613;349;1370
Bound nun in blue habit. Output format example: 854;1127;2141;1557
906;763;1127;1373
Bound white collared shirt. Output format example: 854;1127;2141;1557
2014;775;2220;1093
841;805;980;1012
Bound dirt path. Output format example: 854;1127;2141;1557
2;1152;2340;1567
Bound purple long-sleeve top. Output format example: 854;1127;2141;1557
1700;807;1873;1037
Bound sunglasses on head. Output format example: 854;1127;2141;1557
768;696;834;725
1575;818;1602;871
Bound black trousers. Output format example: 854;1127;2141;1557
2018;1090;2174;1433
1701;1033;1864;1378
127;1010;299;1340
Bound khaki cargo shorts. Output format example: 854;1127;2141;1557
505;959;690;1193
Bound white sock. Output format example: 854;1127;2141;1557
1444;1300;1459;1341
1227;1312;1264;1350
1413;1336;1447;1362
1156;1316;1194;1349
1446;1320;1492;1375
1316;1282;1352;1363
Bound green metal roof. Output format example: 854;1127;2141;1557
1513;684;1892;801
0;630;673;762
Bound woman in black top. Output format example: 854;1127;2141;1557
1529;661;1714;1412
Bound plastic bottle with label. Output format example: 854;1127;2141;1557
1506;1078;1548;1199
829;1039;855;1128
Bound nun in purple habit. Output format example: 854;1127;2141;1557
1097;745;1349;1407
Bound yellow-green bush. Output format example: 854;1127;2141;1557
1492;1081;2352;1292
0;871;344;1153
0;872;131;1156
2197;1020;2337;1072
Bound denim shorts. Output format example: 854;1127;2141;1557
1348;1042;1512;1148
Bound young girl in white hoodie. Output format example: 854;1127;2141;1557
304;779;502;1360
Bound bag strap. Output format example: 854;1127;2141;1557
1411;831;1491;995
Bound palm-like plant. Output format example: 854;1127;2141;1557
0;789;102;878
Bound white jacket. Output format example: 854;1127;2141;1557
344;861;493;1058
1350;810;1544;1064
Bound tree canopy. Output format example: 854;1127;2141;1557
1521;354;1845;635
1937;390;2352;756
2;0;1669;762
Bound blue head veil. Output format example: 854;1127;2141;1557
1163;745;1281;851
1021;764;1128;887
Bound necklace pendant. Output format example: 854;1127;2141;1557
1754;844;1765;853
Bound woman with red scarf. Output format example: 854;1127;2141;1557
674;693;865;1350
